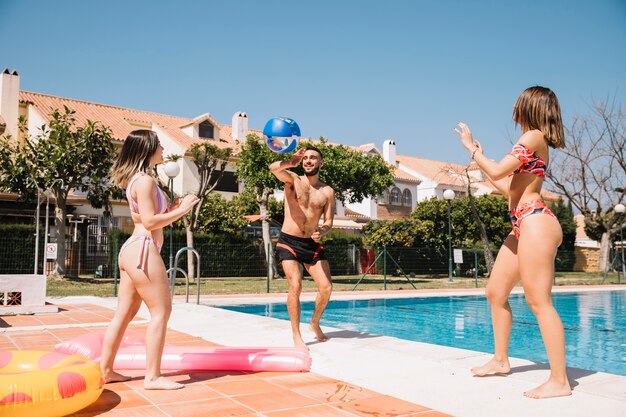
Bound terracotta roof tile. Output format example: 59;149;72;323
393;167;421;184
344;207;370;220
396;154;468;187
19;91;264;154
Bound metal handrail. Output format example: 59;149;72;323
170;247;201;303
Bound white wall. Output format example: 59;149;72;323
0;70;19;138
345;197;378;219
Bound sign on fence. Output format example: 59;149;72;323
46;243;57;260
453;249;463;264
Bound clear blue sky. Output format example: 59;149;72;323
1;0;625;164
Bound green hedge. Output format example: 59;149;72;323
110;229;266;277
0;225;44;274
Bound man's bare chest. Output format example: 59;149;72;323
292;183;326;210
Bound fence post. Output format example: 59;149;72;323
113;237;119;297
383;245;387;291
474;250;478;288
266;243;271;293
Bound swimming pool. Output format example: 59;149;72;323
219;290;626;376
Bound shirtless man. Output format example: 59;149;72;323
270;146;335;350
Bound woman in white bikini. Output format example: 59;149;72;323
101;130;199;390
455;86;571;399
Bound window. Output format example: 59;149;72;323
199;121;214;139
210;171;239;193
87;216;120;255
390;187;401;205
402;189;412;206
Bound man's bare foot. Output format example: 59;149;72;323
524;379;571;399
144;376;184;390
310;323;329;342
102;370;131;383
293;336;309;350
471;357;510;376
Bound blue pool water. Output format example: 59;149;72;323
219;291;626;376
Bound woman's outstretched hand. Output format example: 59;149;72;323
454;122;482;157
179;194;200;213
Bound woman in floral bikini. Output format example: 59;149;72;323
454;86;571;399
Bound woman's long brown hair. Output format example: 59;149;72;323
111;130;159;188
513;86;565;149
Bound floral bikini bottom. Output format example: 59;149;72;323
510;200;557;239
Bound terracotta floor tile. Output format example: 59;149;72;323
253;370;307;379
159;397;254;417
207;378;280;396
265;404;358;417
234;388;322;412
336;395;430;416
292;380;380;403
133;383;221;405
75;388;151;413
406;412;454;417
195;371;256;384
73;405;169;417
268;372;335;389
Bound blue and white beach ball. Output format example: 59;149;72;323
263;117;301;153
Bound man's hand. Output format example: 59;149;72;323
289;148;306;167
311;229;321;243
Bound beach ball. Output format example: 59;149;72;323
263;117;300;153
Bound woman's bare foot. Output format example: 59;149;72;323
144;376;184;390
293;336;309;350
524;379;571;399
471;357;510;376
103;370;131;383
310;323;329;342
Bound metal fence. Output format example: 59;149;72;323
0;235;619;280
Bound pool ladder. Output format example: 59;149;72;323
168;247;201;304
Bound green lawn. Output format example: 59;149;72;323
45;272;625;298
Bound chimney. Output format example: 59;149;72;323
0;69;20;138
383;139;397;165
231;111;248;141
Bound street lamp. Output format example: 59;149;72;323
443;189;455;283
615;203;625;282
163;161;180;279
42;180;64;276
66;214;88;242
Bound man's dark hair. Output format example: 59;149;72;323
305;145;323;159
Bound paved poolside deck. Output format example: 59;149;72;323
1;302;449;417
2;286;625;416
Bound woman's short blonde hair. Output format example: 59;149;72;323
513;86;565;149
111;130;160;188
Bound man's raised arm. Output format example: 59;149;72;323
269;148;305;183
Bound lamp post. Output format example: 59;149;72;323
615;203;625;283
43;180;64;276
163;161;180;279
443;189;455;283
67;214;88;276
67;214;88;243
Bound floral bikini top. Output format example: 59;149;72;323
508;144;546;179
126;172;170;214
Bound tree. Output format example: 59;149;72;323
363;218;434;248
182;142;232;279
196;192;248;235
547;99;626;272
236;135;395;278
0;107;119;275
